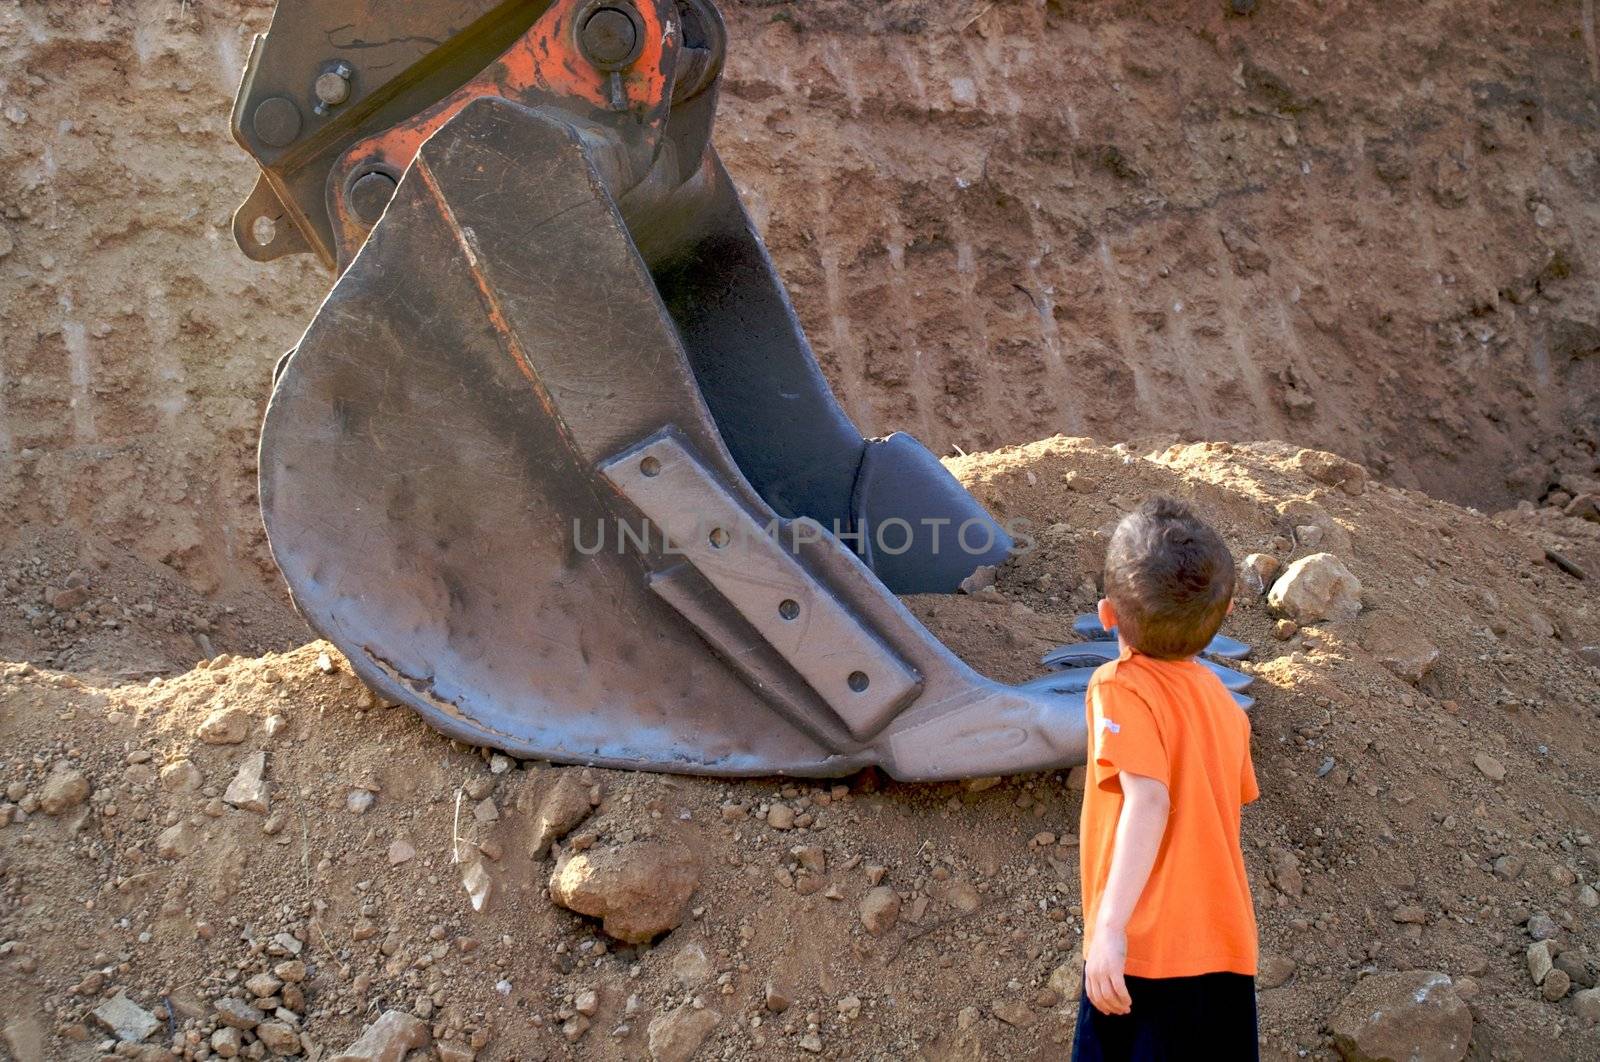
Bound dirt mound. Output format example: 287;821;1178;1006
2;438;1597;1060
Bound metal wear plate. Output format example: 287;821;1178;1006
602;432;920;739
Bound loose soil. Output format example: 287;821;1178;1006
2;1;1600;1060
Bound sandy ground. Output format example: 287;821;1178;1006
1;0;1600;1059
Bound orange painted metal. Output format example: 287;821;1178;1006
326;0;677;261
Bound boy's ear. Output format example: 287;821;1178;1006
1097;597;1117;631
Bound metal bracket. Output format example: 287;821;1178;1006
601;431;921;740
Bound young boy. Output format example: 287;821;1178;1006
1074;496;1260;1061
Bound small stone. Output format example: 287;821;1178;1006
472;797;498;823
198;707;251;744
1573;987;1600;1023
575;989;600;1016
1258;953;1296;989
1542;968;1571;1001
528;771;598;858
671;942;713;987
155;821;200;859
346;789;376;814
548;841;701;944
327;1010;430;1062
959;564;998;593
90;994;159;1043
942;880;981;914
388;839;416;865
1295;449;1367;495
160;759;203;792
1048;945;1084;1001
561;1015;590;1042
215;998;265;1030
461;859;493;912
993;1000;1033;1027
1328;971;1470;1062
859;886;900;936
1492;854;1523;881
1239;553;1282;596
245;973;283;999
1527;910;1559;940
798;1032;823;1053
256;1021;303;1056
1528;940;1555;985
211;1027;243;1058
765;979;794;1013
792;845;826;874
39;767;91;815
1472;752;1506;782
646;1004;717;1062
1565;493;1600;523
1268;553;1362;624
223;752;271;814
1361;616;1440;684
1554;952;1595;989
1392;905;1428;925
1579;884;1599;908
766;804;796;830
1272;618;1298;640
274;961;307;983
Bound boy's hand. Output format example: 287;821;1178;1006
1085;923;1133;1015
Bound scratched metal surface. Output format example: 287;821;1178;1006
249;0;1100;779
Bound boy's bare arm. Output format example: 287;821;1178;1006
1084;772;1171;1016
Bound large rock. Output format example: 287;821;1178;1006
328;1010;431;1062
39;766;91;815
1329;970;1471;1062
549;841;700;944
1268;553;1362;624
647;1004;718;1062
1360;615;1440;684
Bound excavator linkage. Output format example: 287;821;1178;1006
231;0;1253;778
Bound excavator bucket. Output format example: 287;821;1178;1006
227;0;1159;779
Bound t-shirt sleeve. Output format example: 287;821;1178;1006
1087;679;1170;790
1241;742;1260;805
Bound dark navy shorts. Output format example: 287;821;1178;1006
1072;971;1258;1061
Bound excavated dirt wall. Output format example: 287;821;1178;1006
2;0;1599;671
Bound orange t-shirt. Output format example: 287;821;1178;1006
1078;647;1259;979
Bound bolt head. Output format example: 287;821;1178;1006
252;96;302;148
580;6;642;69
315;70;351;107
349;172;398;226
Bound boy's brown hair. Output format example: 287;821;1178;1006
1103;496;1235;659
